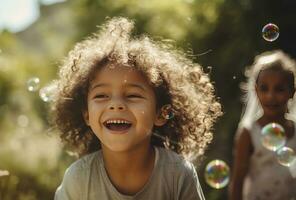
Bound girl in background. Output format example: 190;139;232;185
229;50;296;200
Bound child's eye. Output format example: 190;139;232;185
259;85;268;92
126;94;143;99
275;86;287;92
94;94;109;99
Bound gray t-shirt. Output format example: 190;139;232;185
55;147;205;200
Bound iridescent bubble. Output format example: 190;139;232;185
39;84;57;102
261;123;286;152
27;77;40;92
276;146;296;167
262;23;279;42
205;159;230;189
161;104;174;119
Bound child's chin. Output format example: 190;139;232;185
265;111;283;118
103;143;135;152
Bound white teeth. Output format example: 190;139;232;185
106;120;131;124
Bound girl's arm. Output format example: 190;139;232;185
228;128;253;200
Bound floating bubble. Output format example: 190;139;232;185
17;115;29;127
161;104;174;119
262;23;279;42
232;76;236;80
39;84;57;102
205;159;230;189
276;146;296;167
27;77;40;92
261;123;286;152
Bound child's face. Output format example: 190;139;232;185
256;69;295;118
83;65;166;152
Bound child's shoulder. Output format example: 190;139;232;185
157;147;184;163
66;151;100;174
157;147;196;174
156;147;200;190
57;151;100;195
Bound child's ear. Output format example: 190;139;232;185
154;112;168;126
154;114;168;126
82;109;90;126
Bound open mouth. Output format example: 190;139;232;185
103;119;132;132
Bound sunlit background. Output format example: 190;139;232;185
0;0;296;199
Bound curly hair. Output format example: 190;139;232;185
50;17;222;161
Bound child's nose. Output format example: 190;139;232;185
108;99;126;111
266;91;275;100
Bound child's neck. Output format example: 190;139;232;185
101;143;155;195
102;144;155;171
258;114;287;125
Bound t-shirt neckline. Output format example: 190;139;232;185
98;147;160;199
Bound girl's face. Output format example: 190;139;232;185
83;65;166;152
256;69;294;118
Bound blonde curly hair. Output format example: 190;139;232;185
50;17;222;161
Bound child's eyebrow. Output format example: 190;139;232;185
124;83;146;91
90;83;146;91
90;83;108;90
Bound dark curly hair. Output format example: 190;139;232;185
50;17;222;161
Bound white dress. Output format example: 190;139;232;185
243;122;296;200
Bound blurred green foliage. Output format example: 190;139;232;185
0;0;295;199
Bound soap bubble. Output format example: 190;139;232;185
276;146;296;167
205;159;230;189
27;77;40;92
39;84;57;102
161;104;174;119
261;123;286;152
262;23;279;42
